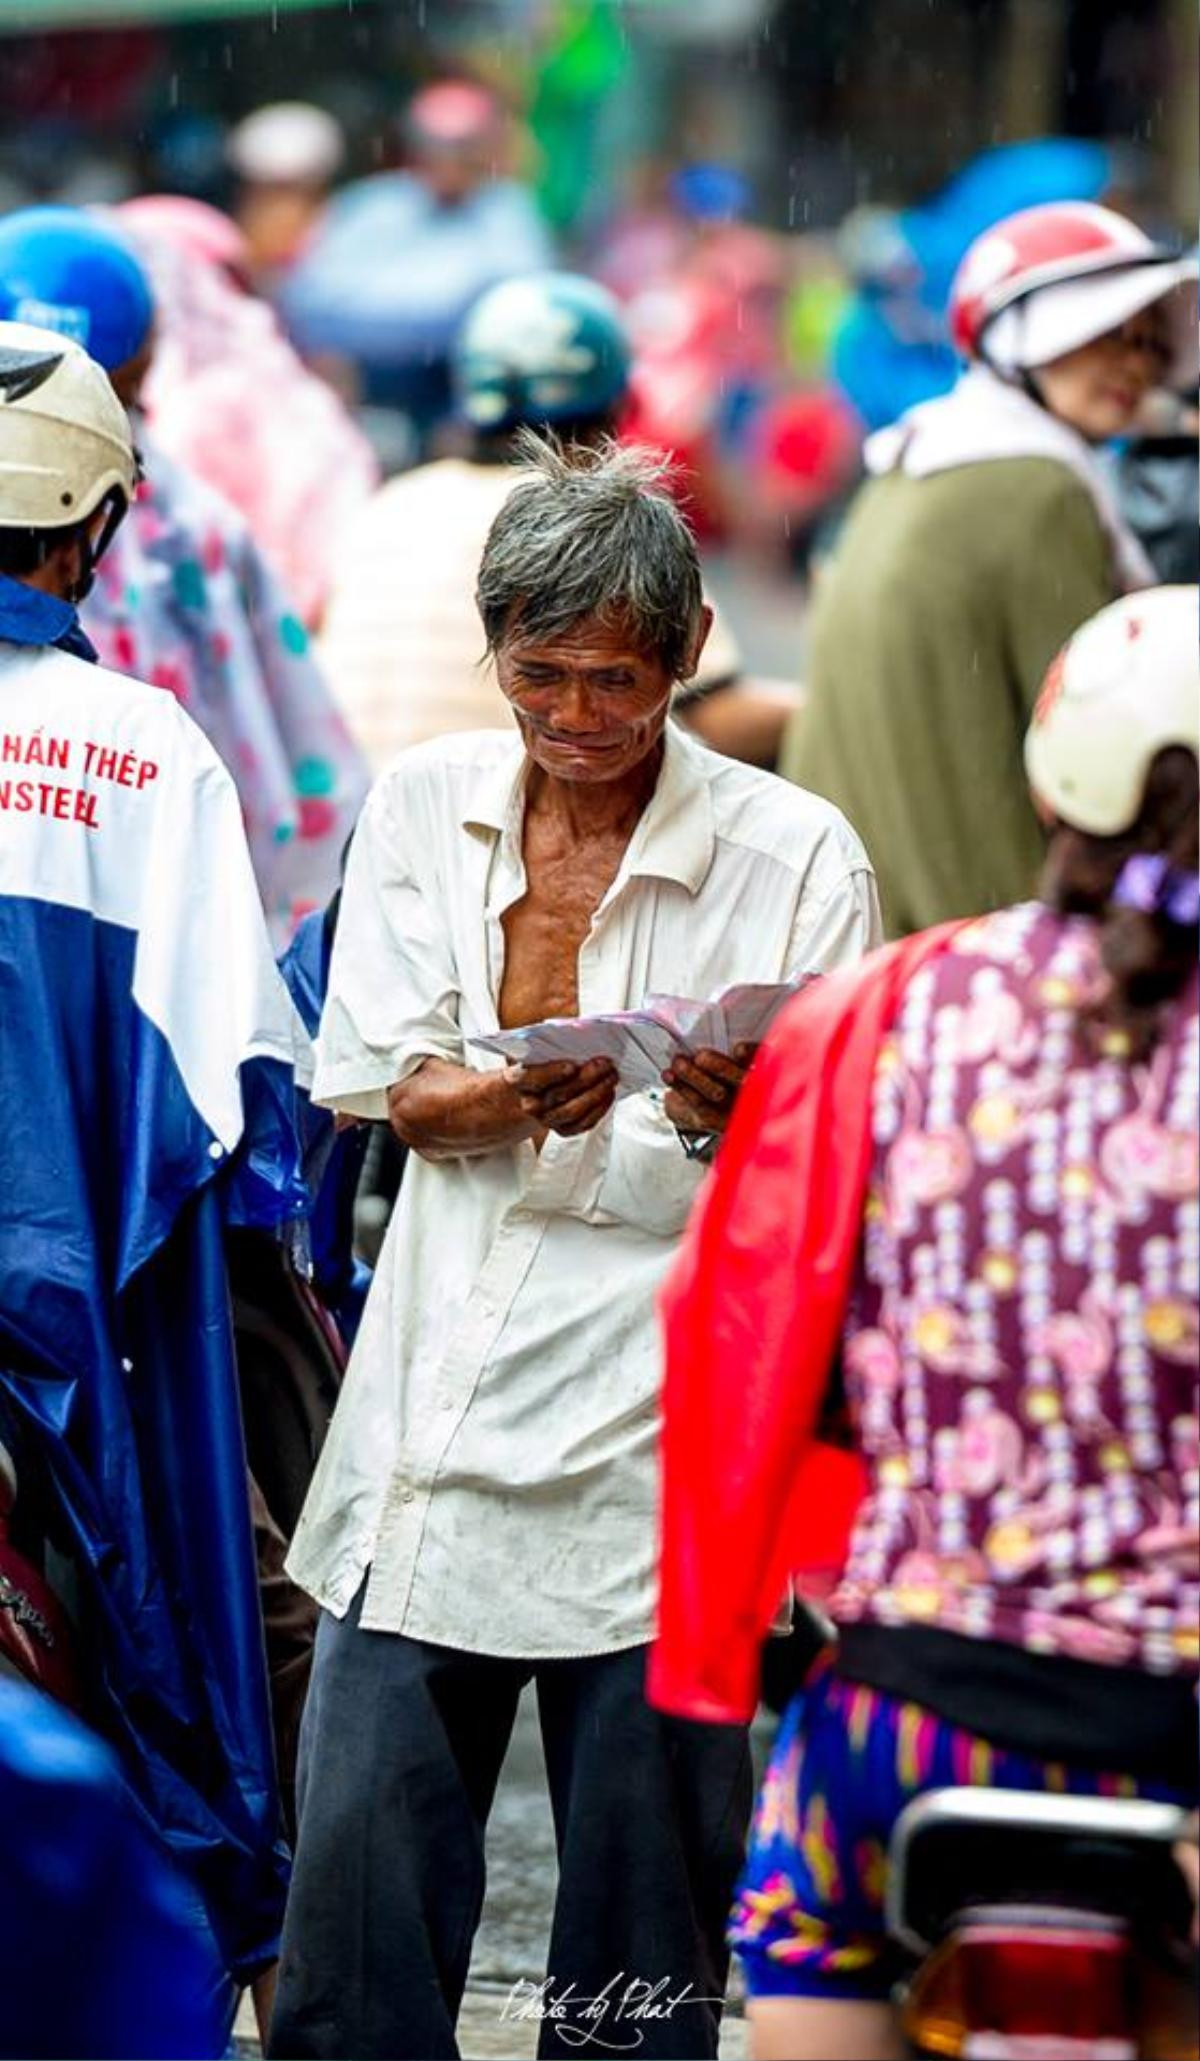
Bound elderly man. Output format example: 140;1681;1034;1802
271;439;880;2061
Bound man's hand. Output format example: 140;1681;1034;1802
662;1043;758;1137
512;1057;618;1139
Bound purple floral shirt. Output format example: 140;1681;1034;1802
832;904;1199;1679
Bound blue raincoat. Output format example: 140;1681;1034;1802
0;1677;224;2059
0;573;310;2003
278;902;371;1347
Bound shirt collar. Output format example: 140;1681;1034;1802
0;571;97;662
461;721;715;896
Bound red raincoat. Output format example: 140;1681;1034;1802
649;922;969;1724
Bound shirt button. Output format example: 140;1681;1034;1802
400;1488;415;1505
438;1396;454;1412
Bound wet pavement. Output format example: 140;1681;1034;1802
239;1688;751;2056
466;1690;753;2057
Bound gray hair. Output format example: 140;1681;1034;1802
476;431;704;679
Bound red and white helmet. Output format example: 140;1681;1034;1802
950;201;1198;387
1025;586;1200;836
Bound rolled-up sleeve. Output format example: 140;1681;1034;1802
312;780;465;1120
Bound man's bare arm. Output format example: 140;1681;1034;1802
389;1056;617;1161
388;1058;540;1161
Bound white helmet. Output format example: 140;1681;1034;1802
1025;586;1200;835
0;318;136;533
228;102;345;186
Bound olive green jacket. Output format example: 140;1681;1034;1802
781;457;1116;937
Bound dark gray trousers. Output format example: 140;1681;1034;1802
268;1585;752;2060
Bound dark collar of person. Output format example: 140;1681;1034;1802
0;570;98;664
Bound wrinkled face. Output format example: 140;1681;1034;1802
1033;304;1172;442
496;610;692;785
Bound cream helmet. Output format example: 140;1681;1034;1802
0;318;137;542
1025;586;1200;836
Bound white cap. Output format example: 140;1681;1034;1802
1025;586;1200;835
0;319;136;530
986;252;1199;388
228;102;345;186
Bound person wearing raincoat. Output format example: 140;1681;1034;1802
117;192;378;629
783;201;1197;937
0;205;370;942
0;320;311;2025
0;1677;224;2061
653;586;1200;2060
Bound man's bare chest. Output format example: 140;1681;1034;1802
497;836;628;1030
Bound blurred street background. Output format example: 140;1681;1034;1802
0;0;1193;605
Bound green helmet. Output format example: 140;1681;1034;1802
453;272;631;433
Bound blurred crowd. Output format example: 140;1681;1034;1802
1;72;1194;821
2;67;1196;567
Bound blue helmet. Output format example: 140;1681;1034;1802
453;272;631;433
671;163;751;223
0;206;154;375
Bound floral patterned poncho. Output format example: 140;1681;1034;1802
652;906;1197;1724
84;433;369;944
834;903;1199;1675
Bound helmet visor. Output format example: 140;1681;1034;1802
984;255;1199;387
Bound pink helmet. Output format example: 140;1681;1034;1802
405;80;499;153
118;195;252;285
949;201;1198;385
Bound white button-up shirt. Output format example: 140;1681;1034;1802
287;723;881;1655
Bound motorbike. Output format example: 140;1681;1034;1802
888;1786;1199;2061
